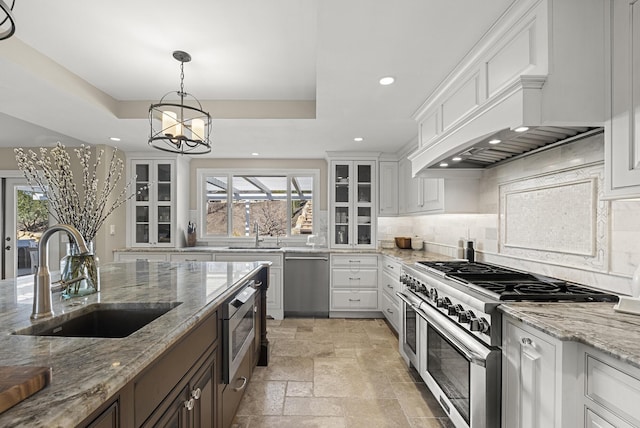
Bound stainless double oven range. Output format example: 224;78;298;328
397;260;618;428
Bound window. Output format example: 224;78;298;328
198;169;318;240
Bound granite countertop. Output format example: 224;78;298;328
500;302;640;369
0;260;266;427
113;245;333;253
379;248;455;264
114;246;453;262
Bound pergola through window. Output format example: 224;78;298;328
202;171;316;238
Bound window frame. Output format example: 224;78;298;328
196;168;320;243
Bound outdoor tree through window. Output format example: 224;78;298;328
203;171;316;239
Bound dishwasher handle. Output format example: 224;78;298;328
285;256;329;261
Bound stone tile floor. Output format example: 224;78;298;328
232;318;454;428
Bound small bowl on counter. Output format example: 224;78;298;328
394;237;412;249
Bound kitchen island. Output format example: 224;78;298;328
0;260;269;427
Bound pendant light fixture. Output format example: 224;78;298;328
0;0;16;41
149;50;212;155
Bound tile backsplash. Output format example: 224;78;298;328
379;133;640;296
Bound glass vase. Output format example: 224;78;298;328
60;241;100;299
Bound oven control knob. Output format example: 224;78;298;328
418;282;427;293
436;298;444;307
458;310;472;323
447;304;463;316
441;297;452;309
470;317;490;333
429;288;438;302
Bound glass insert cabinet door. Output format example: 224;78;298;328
132;160;174;246
331;160;375;248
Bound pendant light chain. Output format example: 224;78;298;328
179;61;185;96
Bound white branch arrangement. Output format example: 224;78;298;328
15;142;138;243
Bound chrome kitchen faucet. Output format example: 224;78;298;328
31;224;90;320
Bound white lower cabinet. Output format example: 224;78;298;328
214;253;283;320
330;254;379;316
502;317;579;428
380;255;401;332
579;345;640;428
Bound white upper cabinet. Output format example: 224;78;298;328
398;158;479;215
604;0;640;198
329;159;377;249
127;155;190;248
409;0;607;176
378;161;398;216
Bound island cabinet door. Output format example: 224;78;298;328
142;350;216;428
191;351;216;428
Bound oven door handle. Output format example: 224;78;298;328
415;301;493;367
396;291;423;308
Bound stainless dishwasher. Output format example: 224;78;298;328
284;253;329;317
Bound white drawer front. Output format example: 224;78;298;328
586;354;640;426
331;254;378;268
332;269;378;288
381;257;401;275
331;290;378;309
169;253;213;262
381;291;400;331
381;269;400;297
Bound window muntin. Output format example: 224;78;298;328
199;170;317;240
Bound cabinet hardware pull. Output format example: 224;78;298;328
387;265;394;269
191;387;201;400
521;337;533;346
233;376;248;392
387;284;393;288
186;259;196;261
348;260;361;263
349;277;361;280
349;299;361;302
386;309;393;314
183;398;195;411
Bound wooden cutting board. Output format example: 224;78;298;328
0;366;52;414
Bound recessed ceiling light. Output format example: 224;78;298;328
439;162;449;167
514;126;529;133
251;152;259;156
354;137;364;142
489;139;501;145
452;157;462;162
109;137;121;142
379;76;395;86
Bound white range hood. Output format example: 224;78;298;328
408;0;606;177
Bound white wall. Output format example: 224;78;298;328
378;133;640;296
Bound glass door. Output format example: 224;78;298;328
2;178;61;282
132;161;174;247
355;164;372;245
333;163;350;246
156;163;172;244
134;163;151;245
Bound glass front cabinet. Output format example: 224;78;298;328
131;159;176;247
330;160;376;249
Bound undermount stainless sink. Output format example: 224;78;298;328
226;246;282;250
13;302;182;338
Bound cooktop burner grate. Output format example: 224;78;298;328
415;260;619;303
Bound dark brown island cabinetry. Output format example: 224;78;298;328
79;265;270;428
